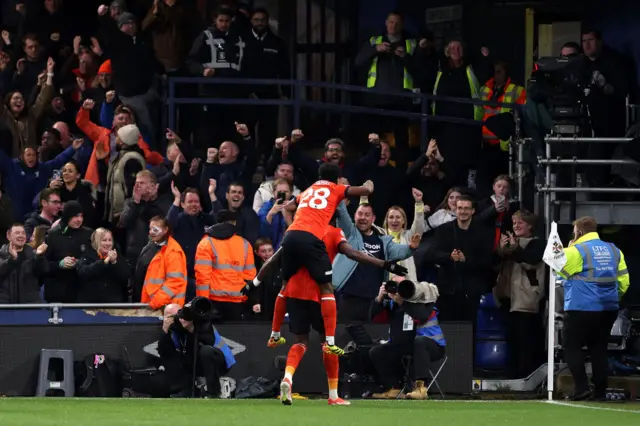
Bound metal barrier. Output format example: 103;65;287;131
535;136;637;235
166;77;520;152
0;303;150;325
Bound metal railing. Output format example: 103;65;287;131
166;77;521;152
0;303;152;325
535;136;637;235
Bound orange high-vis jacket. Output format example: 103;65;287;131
194;234;256;303
142;237;188;310
76;107;164;186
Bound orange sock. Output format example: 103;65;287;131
271;292;287;336
323;352;340;399
320;295;337;345
284;343;307;383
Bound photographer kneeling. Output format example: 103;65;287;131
158;299;236;398
369;276;446;400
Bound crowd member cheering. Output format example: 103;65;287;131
76;227;129;303
0;57;56;157
0;223;48;304
0;139;82;221
43;201;93;303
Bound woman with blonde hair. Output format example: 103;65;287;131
373;188;426;281
29;225;50;249
76;227;129;303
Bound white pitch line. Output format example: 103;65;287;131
545;400;640;413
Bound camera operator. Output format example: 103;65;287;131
368;276;446;400
580;29;631;189
157;302;236;398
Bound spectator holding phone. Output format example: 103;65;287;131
477;175;519;251
257;179;293;250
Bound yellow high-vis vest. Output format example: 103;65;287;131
432;66;484;121
366;36;416;90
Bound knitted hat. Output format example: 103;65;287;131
61;200;83;223
98;60;112;74
117;12;135;28
117;124;140;146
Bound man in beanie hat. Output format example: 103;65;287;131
43;200;93;303
98;3;159;148
101;124;147;223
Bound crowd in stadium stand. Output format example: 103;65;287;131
0;1;632;381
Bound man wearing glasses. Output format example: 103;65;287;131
426;195;493;323
24;188;62;240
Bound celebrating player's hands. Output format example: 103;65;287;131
382;261;408;276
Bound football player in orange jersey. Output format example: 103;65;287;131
254;216;408;405
276;163;379;355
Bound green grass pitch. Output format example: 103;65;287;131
0;399;639;426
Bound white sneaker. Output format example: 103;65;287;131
280;378;292;405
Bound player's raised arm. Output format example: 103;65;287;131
253;247;283;286
345;180;374;197
337;241;408;276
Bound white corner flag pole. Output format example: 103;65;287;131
542;221;567;401
546;268;556;401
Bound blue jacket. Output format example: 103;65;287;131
170;325;236;370
333;201;414;292
166;204;216;277
388;300;446;347
560;234;629;312
257;199;287;250
415;308;446;347
0;146;77;220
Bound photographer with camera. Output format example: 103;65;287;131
158;299;236;398
368;276;445;400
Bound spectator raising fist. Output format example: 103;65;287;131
82;99;95;110
291;129;304;142
105;90;116;103
208;179;217;196
235;122;249;137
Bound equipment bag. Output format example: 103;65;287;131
234;376;279;399
74;354;121;397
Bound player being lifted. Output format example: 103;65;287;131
274;163;381;356
254;212;412;405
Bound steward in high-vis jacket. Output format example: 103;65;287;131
195;210;257;320
142;235;188;310
557;216;630;401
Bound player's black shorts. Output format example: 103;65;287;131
287;298;325;336
280;230;332;284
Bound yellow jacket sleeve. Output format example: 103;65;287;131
557;246;583;279
618;250;630;296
